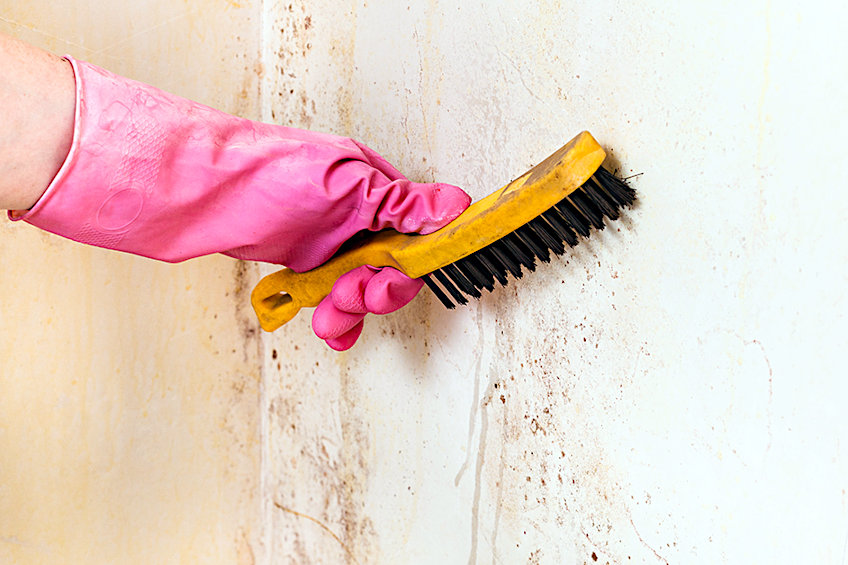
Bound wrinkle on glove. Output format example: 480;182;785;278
312;266;425;351
9;56;471;349
10;56;470;273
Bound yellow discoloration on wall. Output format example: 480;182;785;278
0;2;263;564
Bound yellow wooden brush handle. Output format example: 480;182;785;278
251;131;606;331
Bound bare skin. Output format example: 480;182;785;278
0;32;75;212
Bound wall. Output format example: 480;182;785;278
261;1;848;563
0;3;264;564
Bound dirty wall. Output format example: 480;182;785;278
260;1;848;563
0;2;264;563
2;2;845;564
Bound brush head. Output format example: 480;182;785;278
421;165;636;308
251;131;635;331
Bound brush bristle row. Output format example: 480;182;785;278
421;166;635;309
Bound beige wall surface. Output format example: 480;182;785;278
7;2;847;564
261;1;848;563
0;3;264;564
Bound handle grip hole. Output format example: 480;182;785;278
262;292;293;310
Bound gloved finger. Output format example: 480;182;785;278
312;296;366;341
330;265;380;314
313;265;378;340
324;320;365;352
373;181;471;235
363;267;424;315
312;266;424;349
351;139;471;233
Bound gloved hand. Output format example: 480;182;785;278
312;266;425;350
11;56;470;348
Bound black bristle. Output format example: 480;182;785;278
582;177;620;220
593;166;636;207
568;190;605;230
422;274;455;308
503;233;537;272
456;256;495;293
486;243;523;279
516;225;551;263
452;258;480;289
443;264;482;298
553;199;591;237
526;218;566;256
474;249;509;286
540;209;578;247
422;165;635;310
467;255;498;291
432;269;468;306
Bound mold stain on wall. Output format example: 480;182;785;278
0;2;265;563
455;251;669;564
269;2;313;127
259;1;848;563
260;2;657;562
266;349;381;562
262;3;386;561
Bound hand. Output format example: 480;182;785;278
9;55;470;350
307;145;470;351
310;178;469;350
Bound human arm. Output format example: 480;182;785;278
1;33;469;349
0;32;75;212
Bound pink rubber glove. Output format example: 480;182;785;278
10;57;470;346
312;266;425;350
